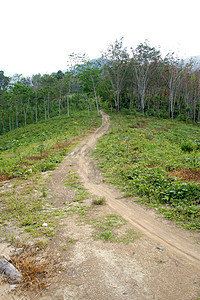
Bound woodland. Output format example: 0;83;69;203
0;39;200;135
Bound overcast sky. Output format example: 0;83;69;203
1;0;200;77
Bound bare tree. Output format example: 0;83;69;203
162;53;185;118
103;38;129;112
131;41;161;113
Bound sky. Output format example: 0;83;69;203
1;0;200;77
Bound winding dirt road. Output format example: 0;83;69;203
61;111;200;299
73;111;200;266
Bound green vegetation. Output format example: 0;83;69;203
0;111;101;180
64;170;140;244
93;112;200;231
0;179;60;238
0;110;101;240
65;170;90;203
92;196;106;205
90;214;140;243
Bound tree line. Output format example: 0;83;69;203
0;38;200;134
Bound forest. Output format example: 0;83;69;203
0;39;200;135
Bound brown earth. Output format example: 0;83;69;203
0;111;200;299
170;168;200;183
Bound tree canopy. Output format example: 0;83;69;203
1;39;200;134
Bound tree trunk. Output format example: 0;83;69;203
129;88;133;110
88;97;92;113
35;91;38;122
141;90;145;114
9;114;11;131
16;107;18;128
95;96;100;115
67;95;69;117
47;91;50;118
44;100;47;120
198;102;200;122
23;106;27;126
59;98;61;118
116;91;120;113
1;112;5;133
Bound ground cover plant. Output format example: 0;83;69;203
93;111;200;231
0;111;101;181
0;110;101;239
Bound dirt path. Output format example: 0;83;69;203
1;111;200;300
53;110;199;299
73;112;200;266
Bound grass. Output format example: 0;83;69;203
93;112;200;231
0;178;61;238
65;170;91;203
92;196;106;205
0;110;101;239
90;214;140;243
0;111;101;181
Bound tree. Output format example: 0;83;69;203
0;71;10;92
131;41;161;113
103;38;129;112
77;59;103;115
162;53;185;118
32;74;42;122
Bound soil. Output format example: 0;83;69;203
0;111;200;299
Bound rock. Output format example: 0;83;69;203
123;292;128;295
175;260;179;266
0;258;22;283
9;284;17;292
15;248;24;255
156;247;164;251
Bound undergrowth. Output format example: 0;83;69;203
0;111;101;181
93;112;200;231
0;111;101;240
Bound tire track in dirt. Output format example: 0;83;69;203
71;111;200;268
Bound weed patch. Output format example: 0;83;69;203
65;170;90;203
10;245;62;292
93;113;200;231
0;112;101;181
90;214;140;243
92;197;106;205
0;179;61;238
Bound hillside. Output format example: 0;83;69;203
0;111;200;299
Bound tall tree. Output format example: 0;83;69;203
131;41;161;113
0;71;10;92
32;74;42;122
77;59;103;115
162;53;185;118
103;38;129;112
